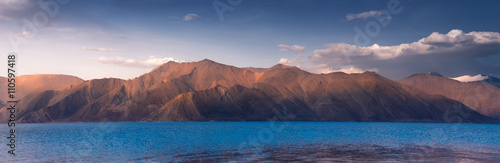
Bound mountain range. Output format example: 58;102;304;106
0;59;498;123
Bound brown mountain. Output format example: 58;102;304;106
399;73;500;119
0;74;84;103
1;60;497;123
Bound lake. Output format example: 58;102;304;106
1;122;499;162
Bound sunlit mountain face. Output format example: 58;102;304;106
0;60;498;123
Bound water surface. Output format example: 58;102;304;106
1;122;498;162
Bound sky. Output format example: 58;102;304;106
1;0;500;80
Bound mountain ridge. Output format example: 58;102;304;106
1;60;498;123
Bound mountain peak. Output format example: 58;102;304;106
406;72;444;79
270;64;297;70
195;59;232;67
428;71;443;77
149;59;225;76
200;58;216;63
150;61;180;72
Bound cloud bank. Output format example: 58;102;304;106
312;29;500;61
307;29;500;79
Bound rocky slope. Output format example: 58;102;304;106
399;73;500;119
1;60;497;123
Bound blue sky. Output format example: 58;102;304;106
1;0;500;80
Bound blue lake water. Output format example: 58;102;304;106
1;122;499;162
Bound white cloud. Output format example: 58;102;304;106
94;56;182;68
82;47;123;52
345;11;390;21
142;56;182;67
312;43;416;60
278;44;306;53
183;14;201;21
452;74;488;82
278;58;291;64
278;55;306;66
311;29;500;61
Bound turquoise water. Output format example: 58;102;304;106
1;122;499;162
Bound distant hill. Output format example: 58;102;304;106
400;73;500;119
0;74;84;103
0;60;497;123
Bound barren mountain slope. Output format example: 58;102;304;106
400;73;500;118
2;60;497;123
